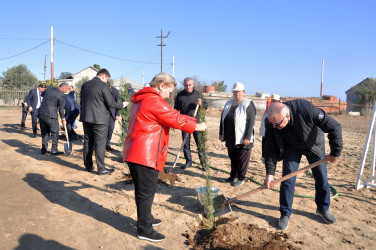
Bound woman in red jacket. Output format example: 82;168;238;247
123;73;207;242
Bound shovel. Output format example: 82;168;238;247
212;158;328;217
169;104;200;173
63;123;72;155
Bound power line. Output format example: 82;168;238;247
124;53;160;76
55;39;167;65
0;40;49;61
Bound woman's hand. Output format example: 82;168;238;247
195;122;207;131
243;139;250;146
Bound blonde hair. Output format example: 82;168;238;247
149;73;177;88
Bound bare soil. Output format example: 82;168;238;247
0;107;375;249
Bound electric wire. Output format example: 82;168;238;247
55;39;167;65
0;40;49;61
167;150;339;199
124;53;160;76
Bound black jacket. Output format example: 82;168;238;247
109;86;122;120
38;87;65;119
264;99;343;175
174;89;208;120
80;77;124;125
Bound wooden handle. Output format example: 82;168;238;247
233;158;328;202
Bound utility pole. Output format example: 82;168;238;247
51;26;54;81
156;30;170;72
320;58;324;97
43;55;47;82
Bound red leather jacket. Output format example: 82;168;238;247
123;87;197;171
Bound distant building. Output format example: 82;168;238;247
346;77;376;112
112;77;143;92
59;66;99;87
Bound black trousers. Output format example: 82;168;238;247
227;147;252;181
30;109;39;135
106;117;115;147
181;130;206;164
128;162;159;235
21;106;28;127
83;122;108;171
66;110;79;140
39;115;59;150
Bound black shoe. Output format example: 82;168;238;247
138;230;165;242
223;177;237;183
105;145;112;152
50;149;64;155
316;209;336;224
278;215;289;230
85;165;94;172
97;168;114;175
41;147;47;154
152;218;162;227
181;162;192;170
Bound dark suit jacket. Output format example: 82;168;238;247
109;86;122;120
80;77;124;125
26;88;43;110
64;94;80;119
38;87;65;119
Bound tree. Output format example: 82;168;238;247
75;77;89;96
211;80;227;92
93;64;101;71
1;64;38;89
59;72;72;79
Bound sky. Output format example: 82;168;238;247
0;0;375;101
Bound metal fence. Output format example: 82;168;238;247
0;87;30;107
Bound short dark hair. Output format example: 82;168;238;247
38;83;47;88
96;68;111;78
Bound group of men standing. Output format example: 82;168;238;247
21;69;127;175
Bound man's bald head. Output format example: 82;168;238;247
267;102;290;129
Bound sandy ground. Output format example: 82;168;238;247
0;107;376;249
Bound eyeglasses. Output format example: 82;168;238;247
272;114;287;128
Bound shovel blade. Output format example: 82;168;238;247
212;194;232;217
64;142;72;155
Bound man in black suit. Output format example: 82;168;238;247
26;83;47;137
106;85;122;152
80;69;128;175
64;93;80;141
38;82;70;155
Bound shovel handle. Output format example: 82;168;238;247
232;158;329;202
64;122;70;145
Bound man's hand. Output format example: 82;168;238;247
263;174;274;189
115;116;120;120
28;107;32;112
195;122;207;131
197;99;202;106
243;139;250;146
62;119;67;126
326;155;339;164
122;101;129;108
